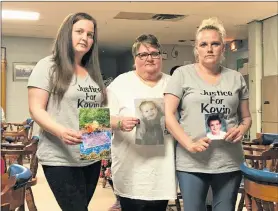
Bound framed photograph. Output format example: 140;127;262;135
13;62;37;81
205;113;227;140
135;98;166;145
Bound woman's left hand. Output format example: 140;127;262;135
224;127;243;143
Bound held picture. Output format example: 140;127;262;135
79;108;112;160
135;98;166;145
13;62;37;81
205;113;227;140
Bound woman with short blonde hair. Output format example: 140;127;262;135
164;17;251;211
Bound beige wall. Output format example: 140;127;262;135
2;34;260;126
261;15;278;133
2;36;196;122
161;45;195;74
2;36;53;122
263;15;278;76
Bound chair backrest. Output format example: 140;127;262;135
261;148;278;172
252;133;278;145
241;146;278;210
2;118;34;144
244;145;278;172
24;135;39;178
261;133;278;145
1;164;32;210
240;162;278;210
23;118;34;141
1;135;39;177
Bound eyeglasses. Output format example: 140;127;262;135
135;51;161;60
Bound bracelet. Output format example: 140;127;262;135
117;120;122;130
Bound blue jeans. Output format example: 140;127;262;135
177;170;242;211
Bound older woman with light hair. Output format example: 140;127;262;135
107;34;176;211
164;17;252;211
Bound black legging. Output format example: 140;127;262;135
119;196;168;211
42;161;101;211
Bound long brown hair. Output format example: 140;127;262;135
50;12;107;105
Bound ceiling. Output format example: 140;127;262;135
2;1;278;53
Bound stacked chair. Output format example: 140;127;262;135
238;133;278;211
1;164;32;211
1;118;39;211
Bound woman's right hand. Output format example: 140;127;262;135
58;128;82;145
186;137;211;153
119;117;140;132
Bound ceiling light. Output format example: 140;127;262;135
2;10;40;20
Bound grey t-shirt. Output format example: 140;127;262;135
27;55;102;166
164;64;249;173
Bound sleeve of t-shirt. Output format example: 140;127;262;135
27;57;53;92
239;74;249;100
164;68;184;99
106;85;120;116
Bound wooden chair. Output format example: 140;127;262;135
1;118;34;165
238;133;278;211
1;164;32;211
249;133;278;146
1;118;34;145
1;136;39;211
240;146;278;211
25;136;39;211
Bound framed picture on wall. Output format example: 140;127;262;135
13;62;37;81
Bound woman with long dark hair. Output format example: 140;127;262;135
28;12;106;211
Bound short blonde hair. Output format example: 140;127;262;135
194;17;226;62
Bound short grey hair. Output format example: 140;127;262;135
131;34;161;57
